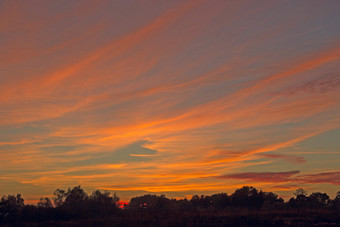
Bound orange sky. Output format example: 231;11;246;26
1;0;340;204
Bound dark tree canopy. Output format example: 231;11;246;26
1;186;340;226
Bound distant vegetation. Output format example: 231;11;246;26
1;185;340;226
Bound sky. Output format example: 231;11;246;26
0;0;340;204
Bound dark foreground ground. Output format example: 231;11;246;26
2;210;340;227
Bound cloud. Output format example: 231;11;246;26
217;170;340;186
273;73;340;96
217;170;300;182
0;0;205;101
112;140;158;162
72;140;159;167
259;153;306;164
296;171;340;185
1;1;340;202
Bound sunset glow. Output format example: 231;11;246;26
1;0;340;204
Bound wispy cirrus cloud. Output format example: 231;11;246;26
259;153;306;164
297;171;340;185
1;0;340;203
217;171;340;186
217;170;300;182
272;73;340;96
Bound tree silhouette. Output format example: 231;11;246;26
332;191;340;210
231;186;264;209
0;194;25;222
309;192;330;208
294;188;307;197
1;185;340;225
261;191;284;210
0;194;24;210
37;197;53;208
289;188;309;210
89;190;120;216
210;193;230;210
53;188;67;208
129;194;172;213
63;186;88;208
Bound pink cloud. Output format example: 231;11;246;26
274;74;340;96
259;153;306;164
217;170;340;186
297;171;340;185
217;170;300;182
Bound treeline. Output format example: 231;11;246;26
1;186;340;226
